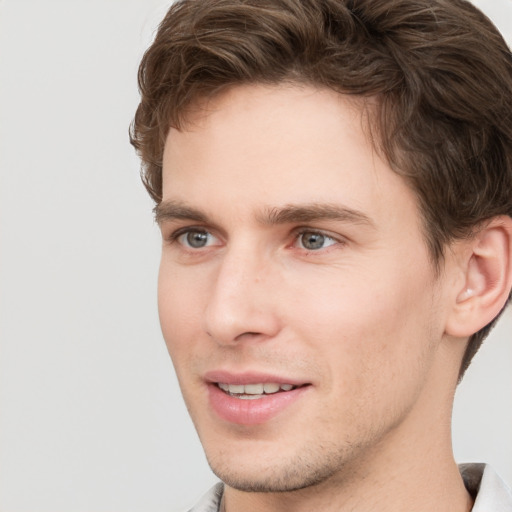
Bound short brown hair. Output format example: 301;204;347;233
130;0;512;377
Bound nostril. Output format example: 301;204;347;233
206;330;261;342
234;331;263;342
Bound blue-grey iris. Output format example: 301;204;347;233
187;231;208;248
301;232;325;250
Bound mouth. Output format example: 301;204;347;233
205;373;311;424
216;382;300;400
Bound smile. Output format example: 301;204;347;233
217;382;296;399
208;377;310;424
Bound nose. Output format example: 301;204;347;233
202;246;281;346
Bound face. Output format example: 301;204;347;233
157;85;454;493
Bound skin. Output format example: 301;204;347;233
157;84;473;512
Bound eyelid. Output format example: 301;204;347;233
167;225;223;249
291;227;345;250
166;225;206;241
292;227;342;241
163;224;345;251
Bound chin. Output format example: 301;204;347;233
204;443;355;493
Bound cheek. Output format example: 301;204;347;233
286;265;439;389
157;262;206;361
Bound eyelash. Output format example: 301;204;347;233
166;226;343;252
293;228;340;251
166;226;216;246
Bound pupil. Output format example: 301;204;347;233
302;232;324;250
187;231;208;248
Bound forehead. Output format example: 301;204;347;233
161;84;421;234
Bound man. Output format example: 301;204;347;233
131;0;512;510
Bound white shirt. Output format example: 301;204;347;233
186;464;512;512
461;464;512;512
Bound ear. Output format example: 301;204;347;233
445;216;512;338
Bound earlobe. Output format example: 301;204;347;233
446;216;512;338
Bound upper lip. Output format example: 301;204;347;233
204;370;309;386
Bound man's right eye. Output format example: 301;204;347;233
176;229;218;249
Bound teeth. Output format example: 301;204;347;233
263;383;280;393
245;383;264;394
217;383;297;395
226;384;244;394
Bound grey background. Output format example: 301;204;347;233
1;1;511;510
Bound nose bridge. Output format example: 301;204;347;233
203;240;278;344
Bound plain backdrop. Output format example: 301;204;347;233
1;1;511;511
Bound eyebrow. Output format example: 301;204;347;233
154;200;374;227
154;201;208;225
260;203;374;227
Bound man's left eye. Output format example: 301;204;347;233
296;231;337;250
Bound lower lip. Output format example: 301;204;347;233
208;384;309;425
